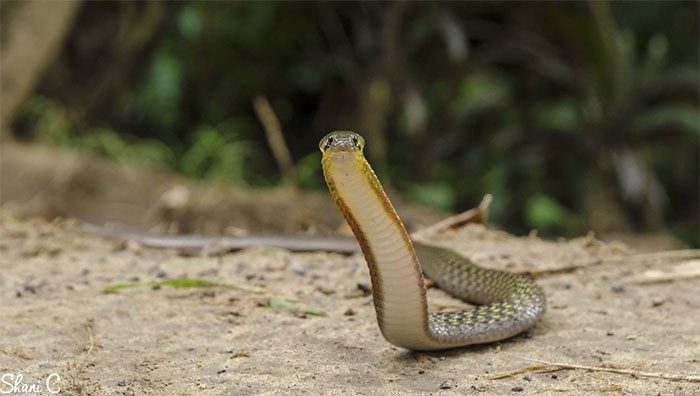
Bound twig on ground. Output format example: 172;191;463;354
84;318;95;358
412;194;492;240
532;384;622;394
632;259;700;284
253;94;297;185
510;355;700;383
531;250;700;277
604;249;700;264
487;364;565;380
0;345;32;360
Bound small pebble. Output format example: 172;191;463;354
522;374;532;382
651;297;666;307
317;286;336;295
357;283;371;295
551;374;558;379
217;369;226;374
439;380;452;390
117;380;127;386
418;369;425;374
293;267;307;276
344;308;356;316
611;285;625;293
606;331;614;336
512;386;524;392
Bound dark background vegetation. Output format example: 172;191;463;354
3;1;698;246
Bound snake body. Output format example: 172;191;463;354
320;131;546;351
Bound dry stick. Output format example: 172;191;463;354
533;384;622;394
528;250;700;278
0;346;32;360
412;194;492;240
487;364;565;380
631;259;700;284
510;355;700;383
84;318;95;358
605;249;700;264
253;94;297;185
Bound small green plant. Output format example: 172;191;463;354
179;126;255;184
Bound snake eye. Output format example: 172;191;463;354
351;135;359;147
324;136;334;150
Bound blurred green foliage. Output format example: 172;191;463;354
180;126;254;184
13;1;699;246
22;96;174;168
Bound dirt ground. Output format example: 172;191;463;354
1;143;699;395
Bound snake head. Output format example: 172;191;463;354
319;131;365;154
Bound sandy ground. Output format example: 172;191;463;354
1;209;698;396
1;142;699;395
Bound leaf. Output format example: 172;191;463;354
525;194;571;231
407;182;456;212
633;105;700;137
266;298;326;317
533;100;579;132
102;278;264;294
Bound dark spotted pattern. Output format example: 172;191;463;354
416;243;546;345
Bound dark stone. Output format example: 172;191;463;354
611;285;625;293
356;282;371;295
439;380;452;390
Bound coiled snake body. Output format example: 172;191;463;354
320;131;546;351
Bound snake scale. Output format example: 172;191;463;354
320;131;546;351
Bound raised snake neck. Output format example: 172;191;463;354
320;131;546;351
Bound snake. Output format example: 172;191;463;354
320;131;546;351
